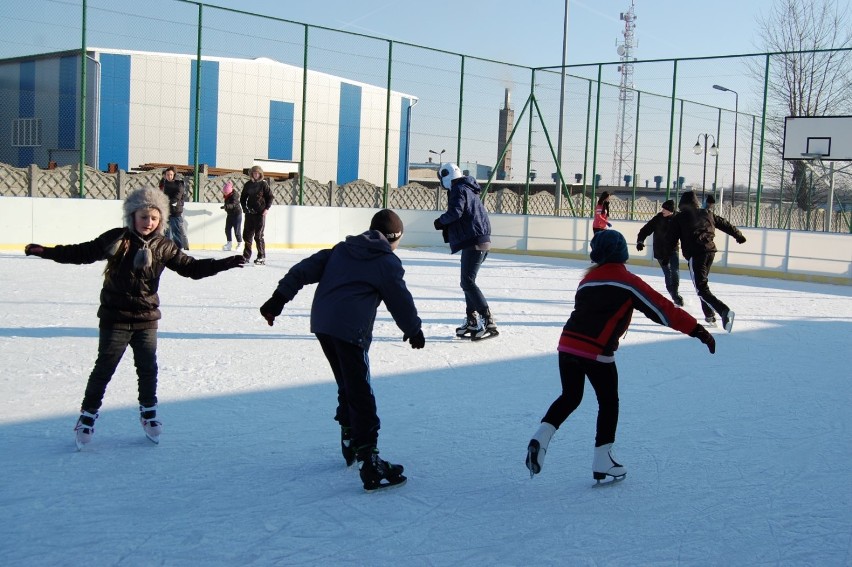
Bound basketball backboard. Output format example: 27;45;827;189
782;116;852;161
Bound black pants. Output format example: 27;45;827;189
659;249;681;302
225;213;243;243
242;213;266;260
81;326;158;412
316;333;380;451
688;251;729;319
542;352;619;447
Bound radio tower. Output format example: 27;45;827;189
611;1;637;187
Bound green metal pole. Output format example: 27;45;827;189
457;55;464;163
630;91;640;219
192;4;203;201
590;65;603;214
299;25;308;205
665;59;678;199
524;69;535;215
746;115;755;225
78;0;87;197
582;79;592;216
482;95;532;198
674;98;684;201
382;40;392;208
529;96;575;216
754;54;770;227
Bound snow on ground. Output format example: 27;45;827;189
1;246;850;566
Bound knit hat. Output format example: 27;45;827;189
122;186;170;270
369;209;404;242
124;186;169;236
662;199;675;212
223;181;234;196
590;229;629;265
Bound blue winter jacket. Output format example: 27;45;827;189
272;230;421;349
437;176;492;254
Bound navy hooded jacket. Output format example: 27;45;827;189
437;176;492;254
272;230;421;349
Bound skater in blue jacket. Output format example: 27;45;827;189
259;209;424;491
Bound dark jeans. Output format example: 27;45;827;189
542;352;619;447
316;333;380;451
225;213;243;243
81;326;158;412
659;250;681;302
688;252;729;319
167;215;189;249
460;247;489;314
242;213;266;259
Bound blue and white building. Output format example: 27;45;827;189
0;48;417;186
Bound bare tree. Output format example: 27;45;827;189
752;0;852;212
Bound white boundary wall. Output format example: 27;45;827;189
2;196;850;285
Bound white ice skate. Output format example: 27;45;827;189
222;241;233;251
140;405;163;444
593;443;626;484
74;410;98;451
526;423;556;478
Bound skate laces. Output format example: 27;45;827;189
75;410;98;431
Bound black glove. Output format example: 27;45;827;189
403;329;425;349
260;292;287;326
24;243;44;257
689;324;716;354
735;235;746;244
216;255;245;272
636;242;645;251
433;218;444;231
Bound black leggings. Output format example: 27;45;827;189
542;352;619;447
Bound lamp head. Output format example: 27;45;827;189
712;84;729;92
709;144;719;157
692;142;702;155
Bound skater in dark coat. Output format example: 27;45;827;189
221;181;243;252
158;166;190;250
432;162;497;340
240;165;273;265
259;209;424;492
24;187;245;449
666;190;746;331
636;199;683;305
525;230;715;483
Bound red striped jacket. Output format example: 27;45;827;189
558;263;698;362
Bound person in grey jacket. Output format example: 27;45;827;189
24;187;245;449
259;209;424;492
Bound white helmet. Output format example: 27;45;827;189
438;162;463;189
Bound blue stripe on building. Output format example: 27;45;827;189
398;97;411;187
98;54;130;171
189;60;219;167
268;101;294;160
18;61;35;167
58;55;77;150
337;83;361;185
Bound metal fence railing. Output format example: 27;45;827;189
0;0;850;233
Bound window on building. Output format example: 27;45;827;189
11;118;42;147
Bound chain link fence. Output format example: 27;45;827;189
0;0;850;232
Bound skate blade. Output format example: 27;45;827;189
363;475;407;492
724;311;735;333
75;439;86;451
526;442;541;478
592;473;626;487
145;432;160;444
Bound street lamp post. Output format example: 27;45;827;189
429;149;446;171
713;84;738;207
692;134;718;202
429;149;446;209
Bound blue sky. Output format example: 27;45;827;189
206;0;782;67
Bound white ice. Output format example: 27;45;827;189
1;246;850;566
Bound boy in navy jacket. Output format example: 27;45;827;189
260;209;424;491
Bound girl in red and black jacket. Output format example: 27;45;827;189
525;229;716;483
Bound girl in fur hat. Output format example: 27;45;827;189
24;187;245;450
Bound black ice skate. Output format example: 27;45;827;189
254;257;266;266
455;312;481;339
721;310;735;333
472;309;499;341
356;447;406;492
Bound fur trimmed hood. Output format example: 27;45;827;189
123;186;170;236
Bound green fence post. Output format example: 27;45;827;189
754;54;770;227
665;59;678;199
582;79;592;216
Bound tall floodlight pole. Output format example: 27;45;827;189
713;85;738;207
556;0;569;214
